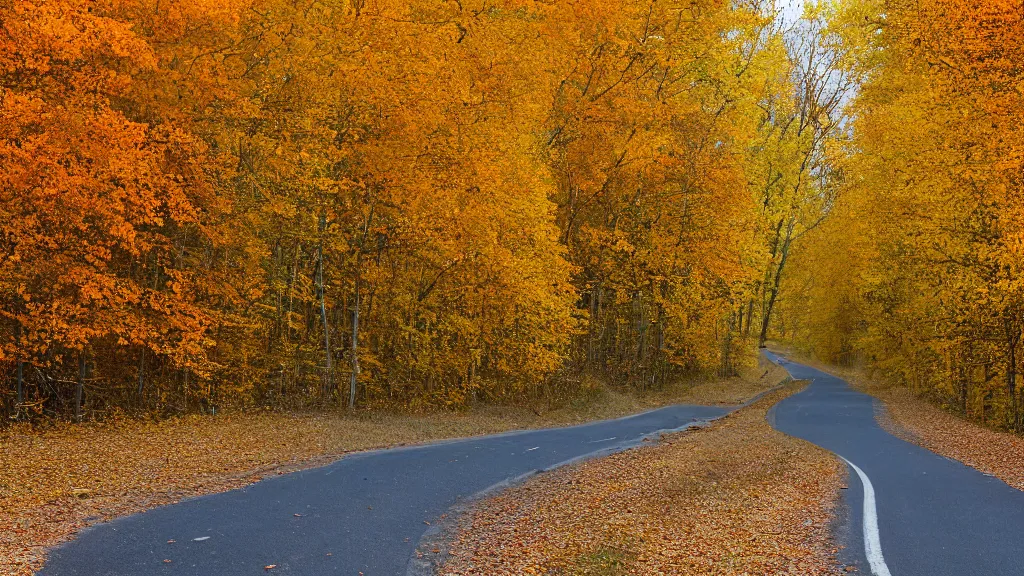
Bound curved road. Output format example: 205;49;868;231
768;352;1024;576
40;404;729;575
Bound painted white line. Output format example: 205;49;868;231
839;456;892;576
525;446;539;452
588;436;617;443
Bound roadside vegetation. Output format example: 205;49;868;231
3;0;853;570
778;0;1024;434
2;0;845;422
0;365;786;575
439;384;845;576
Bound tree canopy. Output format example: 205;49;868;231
2;0;843;420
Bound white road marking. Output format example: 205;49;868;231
193;536;210;542
526;446;540;452
588;437;617;443
839;456;892;576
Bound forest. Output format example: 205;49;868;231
9;2;1024;574
2;0;848;421
7;0;1018;428
782;0;1024;432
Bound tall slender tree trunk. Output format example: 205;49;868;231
1009;329;1019;431
349;273;360;410
348;199;375;410
76;354;85;423
183;369;190;411
587;283;599;364
137;348;146;397
15;324;24;417
16;358;24;412
957;359;968;415
759;218;795;347
317;240;333;397
1009;349;1018;431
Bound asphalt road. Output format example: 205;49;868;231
39;404;729;576
768;352;1024;576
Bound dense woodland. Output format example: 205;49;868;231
0;0;856;422
783;0;1024;430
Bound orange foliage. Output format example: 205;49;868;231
782;0;1024;429
1;0;802;419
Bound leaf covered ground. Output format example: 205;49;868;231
439;385;844;576
875;387;1024;492
0;365;787;575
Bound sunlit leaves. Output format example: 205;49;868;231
782;0;1024;430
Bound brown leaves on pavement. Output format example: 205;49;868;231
441;386;844;575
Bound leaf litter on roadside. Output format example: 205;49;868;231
441;386;845;576
0;367;787;575
878;387;1024;491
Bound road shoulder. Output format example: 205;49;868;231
874;387;1024;492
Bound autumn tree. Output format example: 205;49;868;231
782;0;1024;430
0;0;233;420
543;0;792;382
2;0;801;421
744;3;855;349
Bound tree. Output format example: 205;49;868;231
782;0;1024;430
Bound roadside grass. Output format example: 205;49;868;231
440;384;844;576
0;363;786;576
574;548;633;575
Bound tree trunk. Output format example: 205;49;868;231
348;199;375;409
137;348;146;397
183;369;190;411
15;324;23;417
957;359;968;415
745;300;755;337
16;357;23;413
349;269;360;410
76;354;85;423
1009;336;1019;431
317;242;333;398
759;218;795;347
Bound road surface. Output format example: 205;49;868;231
40;404;729;575
768;352;1024;576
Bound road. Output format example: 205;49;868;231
768;352;1024;576
39;404;729;576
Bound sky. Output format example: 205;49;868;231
779;0;806;25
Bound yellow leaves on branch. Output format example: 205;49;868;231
2;0;802;416
781;0;1024;430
